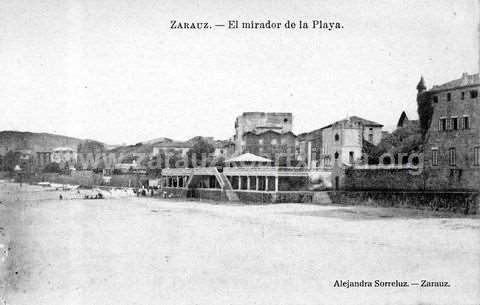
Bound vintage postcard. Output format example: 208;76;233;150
0;0;479;304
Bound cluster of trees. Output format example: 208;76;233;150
363;123;423;165
362;89;434;165
0;151;16;171
187;138;224;168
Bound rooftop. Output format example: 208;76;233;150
225;153;272;164
244;130;296;136
153;141;193;149
321;115;383;129
430;73;480;92
241;112;292;116
53;147;75;152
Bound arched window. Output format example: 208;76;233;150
334;134;340;141
334;152;339;159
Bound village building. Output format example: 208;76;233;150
36;151;52;169
152;141;193;157
320;116;383;167
51;147;77;165
298;116;383;168
421;73;480;191
212;139;234;158
113;160;146;175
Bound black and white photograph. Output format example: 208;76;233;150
0;0;479;304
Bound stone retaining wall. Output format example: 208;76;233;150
327;190;479;215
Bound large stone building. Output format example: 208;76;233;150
299;116;383;168
421;73;480;191
233;112;297;161
241;130;297;162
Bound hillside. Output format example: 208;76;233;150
0;131;87;155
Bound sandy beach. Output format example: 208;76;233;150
0;182;479;305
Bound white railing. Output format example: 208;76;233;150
162;168;193;176
162;167;220;176
223;166;332;177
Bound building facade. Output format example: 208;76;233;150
297;128;323;167
242;130;297;162
36;151;52;169
152;141;193;157
299;116;383;168
421;73;480;191
233;112;295;157
51;147;77;165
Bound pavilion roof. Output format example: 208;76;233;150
225;153;272;163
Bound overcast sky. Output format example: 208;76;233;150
0;0;478;144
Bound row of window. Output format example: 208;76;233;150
322;151;353;166
437;116;470;131
244;138;288;145
431;147;480;167
433;90;478;103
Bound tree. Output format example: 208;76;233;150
213;156;225;168
363;123;423;165
417;91;433;140
93;159;106;173
186;138;215;167
2;151;17;172
43;162;61;173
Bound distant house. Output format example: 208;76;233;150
51;147;77;164
299;116;384;168
152;141;193;157
36;151;52;169
113;160;146;174
212;140;234;159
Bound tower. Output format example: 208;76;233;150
416;76;426;94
